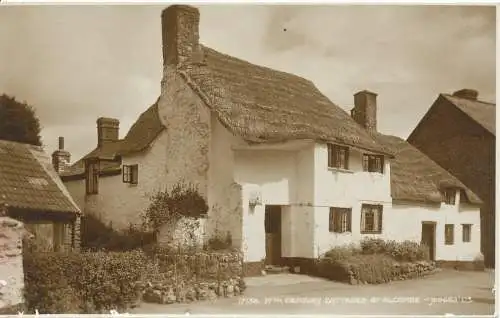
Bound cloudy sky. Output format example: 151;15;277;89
0;4;496;161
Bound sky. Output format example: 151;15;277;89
0;4;496;162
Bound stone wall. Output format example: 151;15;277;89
0;216;27;309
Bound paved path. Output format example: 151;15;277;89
132;269;495;315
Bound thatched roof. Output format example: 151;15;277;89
61;101;164;177
372;133;482;205
0;139;81;214
180;45;394;156
442;94;495;136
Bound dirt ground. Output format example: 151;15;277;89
132;269;496;315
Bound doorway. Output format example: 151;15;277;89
421;221;436;261
264;205;282;266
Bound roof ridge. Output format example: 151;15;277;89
442;93;496;106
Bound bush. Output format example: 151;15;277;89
316;239;434;285
81;215;155;252
360;238;430;262
143;183;208;233
23;250;152;313
323;244;361;261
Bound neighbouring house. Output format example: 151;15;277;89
408;89;495;268
0;139;81;252
58;5;483;275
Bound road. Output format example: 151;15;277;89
132;269;495;315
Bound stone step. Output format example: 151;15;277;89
264;265;290;274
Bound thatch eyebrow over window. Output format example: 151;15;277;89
462;224;472;243
327;144;349;170
360;204;383;234
329;207;352;233
445;224;454;245
362;154;384;173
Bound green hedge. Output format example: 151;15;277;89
23;250;152;313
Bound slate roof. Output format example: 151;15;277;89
442;94;495;136
372;133;482;205
0;139;81;214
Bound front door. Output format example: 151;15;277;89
421;222;436;261
265;205;282;266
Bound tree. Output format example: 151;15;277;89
0;94;42;146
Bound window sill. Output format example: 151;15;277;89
364;171;384;175
328;167;354;174
361;231;382;235
329;231;352;234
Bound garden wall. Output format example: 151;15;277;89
0;216;26;310
140;248;245;304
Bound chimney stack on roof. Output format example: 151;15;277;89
351;90;378;133
97;117;120;147
51;136;70;174
452;88;479;101
162;5;200;67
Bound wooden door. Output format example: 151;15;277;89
265;205;282;266
421;222;436;261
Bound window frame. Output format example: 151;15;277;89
85;159;99;195
329;207;352;233
443;188;457;205
360;204;383;234
362;154;384;173
445;224;455;245
123;164;139;185
462;224;472;243
327;144;349;170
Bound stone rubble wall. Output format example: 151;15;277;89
0;217;27;309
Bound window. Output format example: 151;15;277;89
462;224;472;243
329;208;352;233
327;144;349;170
362;154;384;173
360;204;383;234
123;164;139;185
85;160;99;194
443;189;456;205
445;224;454;245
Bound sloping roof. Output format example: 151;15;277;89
179;45;393;156
62;101;164;177
371;133;482;205
442;94;495;136
0;139;81;214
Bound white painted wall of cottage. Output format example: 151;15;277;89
64;130;170;231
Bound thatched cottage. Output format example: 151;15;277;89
58;5;482;275
408;89;495;268
0;139;81;252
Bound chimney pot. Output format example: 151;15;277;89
162;5;200;67
352;90;378;133
52;136;70;174
452;88;478;101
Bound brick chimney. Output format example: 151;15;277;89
351;90;378;133
452;88;478;101
162;5;200;67
97;117;119;147
51;136;70;174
